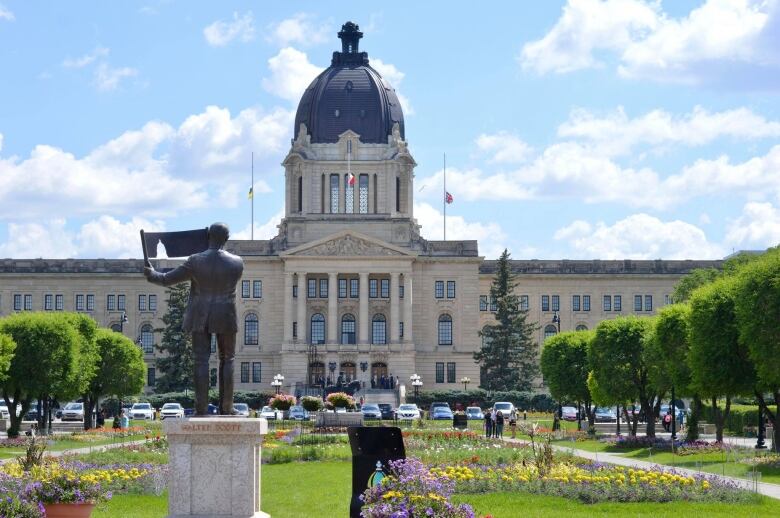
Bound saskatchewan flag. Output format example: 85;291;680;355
248;186;254;199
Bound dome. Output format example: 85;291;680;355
294;22;405;144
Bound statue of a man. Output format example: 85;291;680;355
143;222;244;416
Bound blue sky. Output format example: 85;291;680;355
1;0;779;260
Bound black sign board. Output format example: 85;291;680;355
347;426;406;518
453;414;468;430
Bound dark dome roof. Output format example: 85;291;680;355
294;22;405;144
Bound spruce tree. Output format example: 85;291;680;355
155;283;194;393
474;249;539;391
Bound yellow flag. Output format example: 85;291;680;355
248;186;254;199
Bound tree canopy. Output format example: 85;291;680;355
541;331;593;406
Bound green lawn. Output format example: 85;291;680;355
93;461;780;518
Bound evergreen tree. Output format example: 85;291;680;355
155;284;194;393
474;249;539;391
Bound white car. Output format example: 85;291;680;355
233;403;250;417
159;402;184;420
0;404;9;420
260;406;280;420
61;402;84;422
130;402;154;420
396;404;421;420
493;401;517;421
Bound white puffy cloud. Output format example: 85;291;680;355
203;11;255;47
0;220;78;258
262;47;323;103
77;216;165;258
558;105;780;156
266;13;330;47
554;213;725;259
232;208;285;240
414;202;508;259
521;0;779;85
0;4;14;21
475;132;532;163
371;58;414;116
725;202;780;248
94;62;138;91
62;46;110;68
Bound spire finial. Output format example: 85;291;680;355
338;21;362;53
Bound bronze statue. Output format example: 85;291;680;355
143;222;244;416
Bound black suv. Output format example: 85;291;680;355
378;403;395;420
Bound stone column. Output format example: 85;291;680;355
297;272;307;344
283;272;294;342
403;274;413;343
328;272;338;344
390;272;400;343
359;272;369;344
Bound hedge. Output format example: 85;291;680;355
410;389;554;412
701;404;760;435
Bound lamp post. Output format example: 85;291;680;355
410;374;422;405
119;312;128;333
272;374;284;395
670;386;677;441
552;311;561;333
461;376;471;392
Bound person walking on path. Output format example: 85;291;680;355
509;412;517;439
496;411;505;439
484;409;493;438
491;407;498;438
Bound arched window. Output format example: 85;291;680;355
330;174;339;213
110;323;122;333
438;314;453;345
341;314;356;344
480;325;492;348
140;324;154;354
297;176;303;213
544;325;558;340
244;313;259;346
396;176;401;212
311;313;325;344
372;314;387;344
309;362;325;386
345;174;354;214
359;174;369;213
575;324;588;332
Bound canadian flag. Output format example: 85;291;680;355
445;191;454;204
348;172;356;186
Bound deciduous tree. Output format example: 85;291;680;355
541;331;595;430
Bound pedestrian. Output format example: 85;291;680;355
484;409;493;438
509;412;517;439
663;411;672;433
112;410;121;430
371;375;376;389
496;411;505;439
97;409;105;428
523;409;527;421
491;407;498;438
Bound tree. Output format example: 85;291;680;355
541;331;595;430
672;268;720;303
733;249;780;451
688;277;755;442
474;249;538;391
85;329;146;424
155;284;193;392
57;313;99;431
589;317;662;437
0;313;81;437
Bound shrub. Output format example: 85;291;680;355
701;404;760;435
269;394;296;411
325;392;355;409
301;396;323;412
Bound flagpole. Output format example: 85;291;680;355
443;152;446;241
251;151;254;241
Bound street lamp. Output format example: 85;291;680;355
410;374;422;404
272;374;284;395
670;387;677;441
461;376;471;392
552;311;561;333
119;312;128;333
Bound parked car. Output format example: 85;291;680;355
361;404;382;420
429;402;450;419
130;402;154;420
466;407;483;420
594;407;617;422
431;406;454;420
492;402;517;421
378;403;395;420
260;406;280;420
396;403;421;420
160;403;185;420
561;406;578;421
288;406;309;420
659;404;685;422
233;403;250;417
61;402;85;422
0;403;9;420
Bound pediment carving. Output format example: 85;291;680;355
296;235;405;257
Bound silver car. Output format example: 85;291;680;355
61;402;84;422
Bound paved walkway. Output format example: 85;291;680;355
0;438;147;465
504;438;780;500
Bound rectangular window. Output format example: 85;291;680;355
252;362;262;383
664;294;671;305
241;280;250;298
614;295;622;312
345;174;354;214
572;295;581;312
434;281;444;299
551;295;560;312
138;294;146;311
117;294;125;311
45;294;53;311
13;294;22;311
308;279;317;298
148;294;156;311
583;295;591;312
56;294;64;311
489;296;497;312
86;294;94;311
253;280;262;298
645;295;653;312
293;285;298;298
106;294;115;311
292;321;298;338
634;295;643;312
541;295;550;312
359;174;369;214
76;294;85;312
240;362;250;383
210;368;217;387
447;362;456;383
319;278;328;298
350;278;359;298
210;334;217;354
520;295;529;311
479;295;488;311
147;368;155;387
399;284;404;299
447;281;456;299
380;279;390;298
435;362;445;383
338;279;347;298
330;174;339;213
24;294;32;311
603;295;612;312
400;321;404;338
369;279;378;298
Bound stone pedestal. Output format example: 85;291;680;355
164;418;270;518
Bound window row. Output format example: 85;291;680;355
478;294;660;313
326;173;373;214
239;362;263;383
434;280;456;299
241;280;263;299
300;278;403;299
434;362;457;383
12;293;155;312
305;313;403;345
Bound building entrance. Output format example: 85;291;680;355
370;362;389;389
